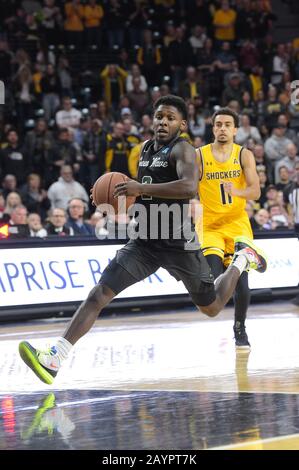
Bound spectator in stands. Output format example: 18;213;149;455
260;34;276;82
117;95;132;119
47;164;89;210
122;115;139;139
179;66;205;101
255;0;276;39
271;43;289;86
254;142;273;180
57;56;73;97
127;0;150;47
213;0;237;44
189;25;207;56
256;167;268;208
222;73;247;107
167;26;193;93
254;88;267;127
64;0;84;47
100;64;128;110
137;29;163;87
66;197;93;236
159;83;171;97
2;191;23;222
45;207;74;236
214;41;236;76
187;0;213;32
268;203;289;229
28;212;47;237
264;123;293;163
239;40;260;74
163;21;176;48
82;118;107;188
41;0;63;46
8;205;30;238
40;63;61;121
56;96;82;131
1;174;18;198
105;122;130;176
139;113;152;134
35;41;56;72
49;128;80;182
105;0;125;49
20;173;51;221
13;63;34;126
235;114;262;146
126;64;148;93
250;208;271;230
264;184;279;210
223;60;246;87
196;38;217;88
24;118;54;182
0;129;27;185
263;85;286;129
240;90;256;123
275;165;291;190
127;76;150;120
248;66;266;103
73;116;91;147
84;0;104;47
235;0;257;41
275;142;299;183
187;102;205;139
277;113;299;147
96;100;113;132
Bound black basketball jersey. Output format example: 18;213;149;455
133;136;199;250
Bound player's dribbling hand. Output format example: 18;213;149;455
113;180;142;198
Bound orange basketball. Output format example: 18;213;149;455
91;172;135;213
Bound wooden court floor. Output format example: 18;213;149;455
1;300;299;450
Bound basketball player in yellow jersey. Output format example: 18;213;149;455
196;108;261;350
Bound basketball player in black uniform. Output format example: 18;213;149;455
19;96;267;385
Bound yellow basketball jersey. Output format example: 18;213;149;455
198;143;247;227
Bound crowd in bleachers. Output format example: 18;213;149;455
0;0;299;239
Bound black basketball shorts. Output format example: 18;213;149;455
100;239;216;307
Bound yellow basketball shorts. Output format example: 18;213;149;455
196;215;253;268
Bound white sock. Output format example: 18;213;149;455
54;337;72;362
232;254;247;274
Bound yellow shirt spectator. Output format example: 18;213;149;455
84;3;104;28
64;1;85;32
213;4;236;41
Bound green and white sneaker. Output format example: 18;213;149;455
233;236;267;273
21;393;56;441
19;341;60;385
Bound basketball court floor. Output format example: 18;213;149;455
1;300;299;451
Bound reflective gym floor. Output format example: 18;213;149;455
1;300;299;450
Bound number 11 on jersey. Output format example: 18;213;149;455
220;182;232;205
